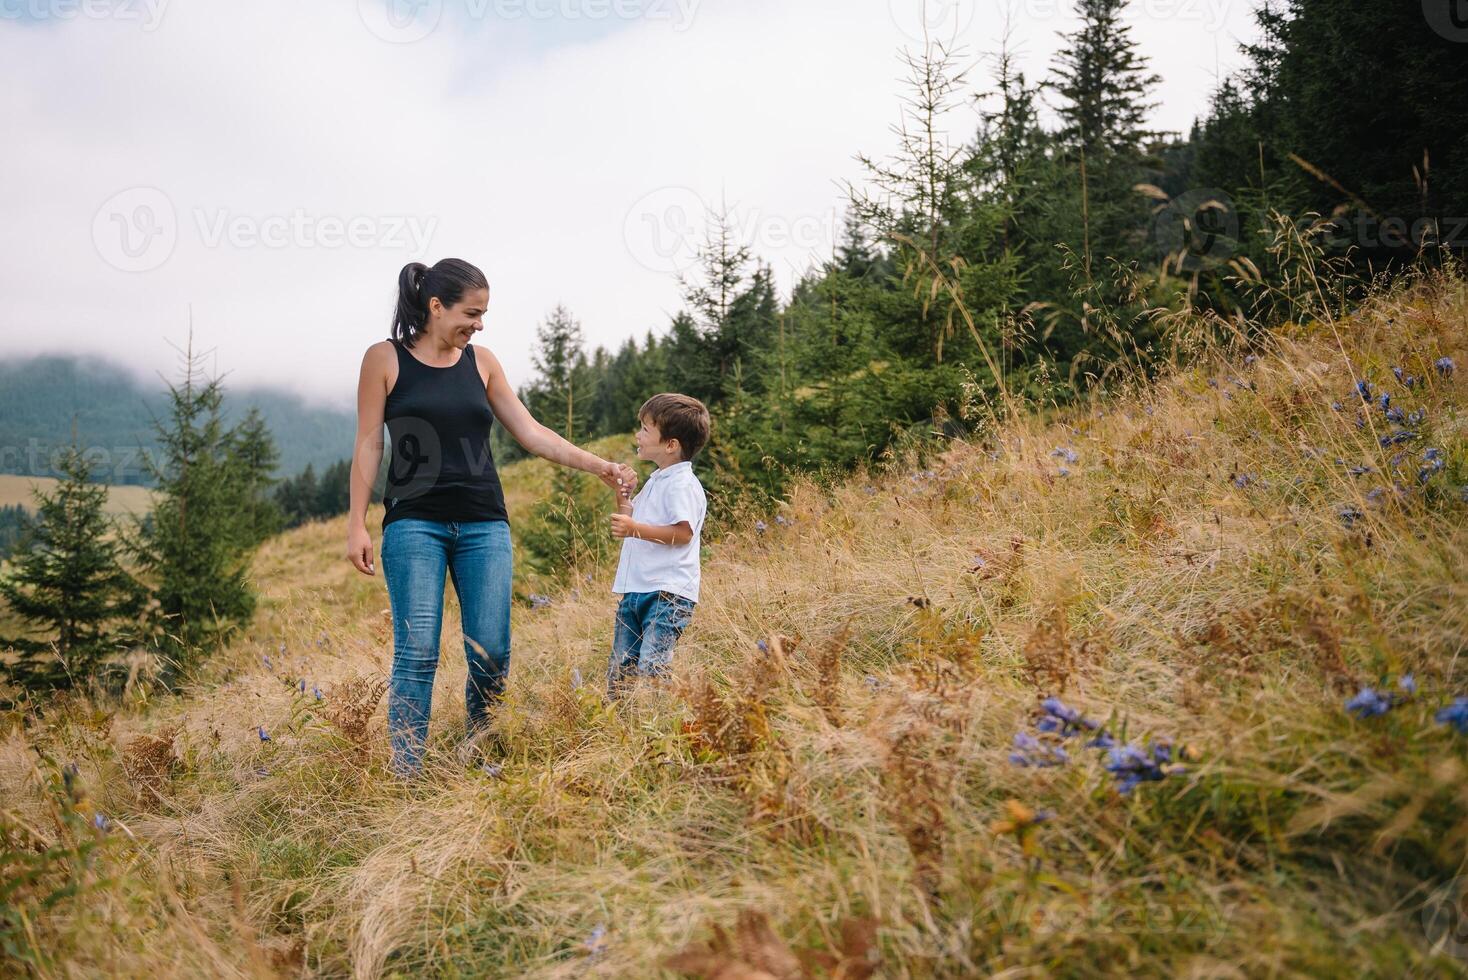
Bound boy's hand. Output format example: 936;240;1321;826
596;460;638;497
610;513;637;540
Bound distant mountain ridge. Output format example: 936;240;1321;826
0;353;355;487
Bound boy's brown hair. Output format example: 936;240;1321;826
639;393;711;461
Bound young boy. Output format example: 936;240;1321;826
606;393;711;697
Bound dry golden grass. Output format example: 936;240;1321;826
0;473;156;518
3;273;1467;977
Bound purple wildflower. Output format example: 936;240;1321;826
754;520;767;533
529;594;552;609
257;725;271;742
1009;732;1069;768
1345;687;1393;718
1436;356;1455;377
1104;742;1172;795
1356;380;1374;401
1435;697;1468;734
1050;447;1080;464
93;813;110;832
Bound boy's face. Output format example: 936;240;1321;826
634;415;681;466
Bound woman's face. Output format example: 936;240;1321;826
429;287;489;345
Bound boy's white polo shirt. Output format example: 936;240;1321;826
611;460;706;603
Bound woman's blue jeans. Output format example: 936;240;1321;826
380;517;512;777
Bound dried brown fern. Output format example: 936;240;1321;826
665;908;879;980
323;674;388;754
122;724;181;799
882;719;954;900
809;625;849;727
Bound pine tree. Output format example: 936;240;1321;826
0;504;36;561
128;336;258;682
1049;0;1159;159
681;204;751;337
273;462;319;527
524;305;586;438
0;442;146;693
314;459;351;519
222;406;283;548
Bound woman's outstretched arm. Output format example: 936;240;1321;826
480;346;637;495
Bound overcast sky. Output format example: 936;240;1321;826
1;0;1260;413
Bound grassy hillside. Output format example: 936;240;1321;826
3;273;1467;977
0;473;156;517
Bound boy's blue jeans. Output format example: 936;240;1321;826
380;517;512;777
607;590;695;695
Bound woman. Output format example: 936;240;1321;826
345;257;635;778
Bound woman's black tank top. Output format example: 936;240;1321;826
381;337;508;530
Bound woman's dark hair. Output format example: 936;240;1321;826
391;258;489;346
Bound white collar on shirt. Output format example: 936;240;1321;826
647;460;692;481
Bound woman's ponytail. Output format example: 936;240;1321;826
390;259;488;347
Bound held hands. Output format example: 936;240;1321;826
596;459;638;499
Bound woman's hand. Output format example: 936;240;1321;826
346;523;376;576
596;459;638;498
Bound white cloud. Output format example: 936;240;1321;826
0;0;1258;414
